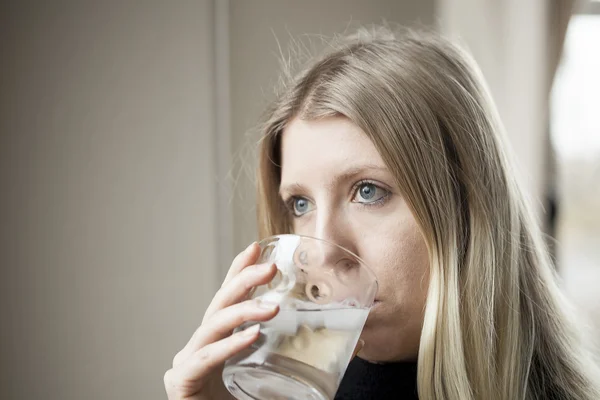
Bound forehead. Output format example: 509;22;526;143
280;116;386;180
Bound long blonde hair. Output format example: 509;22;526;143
254;27;600;400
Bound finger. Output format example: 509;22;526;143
181;264;277;365
203;262;277;321
166;325;261;396
352;339;365;359
222;242;260;287
178;300;278;364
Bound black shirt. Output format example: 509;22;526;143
335;357;419;400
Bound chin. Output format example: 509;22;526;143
362;300;384;330
359;339;419;363
358;319;395;361
358;308;420;362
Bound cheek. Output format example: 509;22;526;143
360;215;430;302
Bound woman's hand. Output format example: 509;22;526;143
164;243;279;399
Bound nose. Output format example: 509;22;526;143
295;208;361;304
312;206;357;257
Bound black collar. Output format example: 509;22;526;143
335;357;419;400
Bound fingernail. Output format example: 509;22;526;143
256;299;279;311
256;262;274;273
352;339;365;358
242;324;260;337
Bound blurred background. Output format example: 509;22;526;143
0;0;598;399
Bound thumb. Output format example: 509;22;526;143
351;339;365;359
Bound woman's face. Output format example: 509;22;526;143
279;116;430;362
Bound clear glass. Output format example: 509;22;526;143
222;234;378;400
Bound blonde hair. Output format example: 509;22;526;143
254;27;600;400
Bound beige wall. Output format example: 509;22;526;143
0;1;554;399
0;2;438;399
437;0;551;220
0;1;218;399
229;0;436;254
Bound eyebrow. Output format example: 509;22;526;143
279;164;390;197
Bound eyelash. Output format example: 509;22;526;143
283;180;391;218
284;198;301;217
353;179;390;207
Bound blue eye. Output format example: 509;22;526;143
291;197;313;216
353;183;389;204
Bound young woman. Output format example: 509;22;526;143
164;27;600;399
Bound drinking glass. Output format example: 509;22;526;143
222;234;378;400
